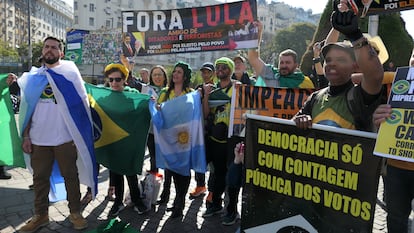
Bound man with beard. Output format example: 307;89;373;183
248;21;314;88
201;57;242;226
18;37;95;232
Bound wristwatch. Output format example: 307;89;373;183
312;57;321;63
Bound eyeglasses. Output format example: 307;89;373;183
215;64;229;70
108;77;122;82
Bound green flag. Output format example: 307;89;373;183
85;83;151;175
0;73;24;167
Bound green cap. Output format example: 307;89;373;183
215;57;234;73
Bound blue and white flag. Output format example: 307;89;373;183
149;91;206;176
18;61;98;200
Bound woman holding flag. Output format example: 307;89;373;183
155;61;194;218
103;63;149;216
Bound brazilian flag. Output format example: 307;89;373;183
0;73;24;167
85;83;151;175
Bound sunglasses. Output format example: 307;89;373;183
215;64;229;70
108;77;122;82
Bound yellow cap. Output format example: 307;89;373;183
104;63;129;79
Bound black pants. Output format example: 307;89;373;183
207;138;228;207
195;172;205;186
159;169;172;201
147;133;157;173
110;170;143;206
171;170;190;213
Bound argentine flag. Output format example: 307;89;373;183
149;91;207;176
18;61;98;200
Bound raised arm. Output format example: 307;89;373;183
247;21;266;76
331;0;383;94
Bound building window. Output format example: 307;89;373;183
74;1;78;10
89;17;95;26
74;16;78;24
106;20;111;28
89;3;95;12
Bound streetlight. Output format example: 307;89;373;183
27;0;32;69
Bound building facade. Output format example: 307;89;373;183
0;0;73;48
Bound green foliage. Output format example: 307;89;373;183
377;13;414;67
300;0;333;76
31;42;44;67
300;0;414;75
0;41;19;59
261;23;316;66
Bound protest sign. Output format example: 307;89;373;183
229;84;313;137
349;0;414;17
374;67;414;161
242;115;381;233
122;0;258;56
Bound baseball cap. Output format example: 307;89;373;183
200;62;215;72
321;41;356;61
233;55;246;63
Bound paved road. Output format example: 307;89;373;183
0;157;394;233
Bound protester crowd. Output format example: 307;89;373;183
2;1;414;233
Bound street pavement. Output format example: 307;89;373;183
0;156;403;233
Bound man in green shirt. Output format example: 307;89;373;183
248;21;314;88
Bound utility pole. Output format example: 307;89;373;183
27;0;32;69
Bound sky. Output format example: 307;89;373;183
62;0;413;37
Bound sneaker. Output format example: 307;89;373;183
202;205;223;217
109;204;125;217
190;186;207;197
222;212;239;226
133;203;149;215
0;171;11;180
19;214;49;233
69;213;88;230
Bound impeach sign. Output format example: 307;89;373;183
229;84;313;137
122;0;258;55
242;115;381;233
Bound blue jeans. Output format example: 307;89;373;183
385;165;414;233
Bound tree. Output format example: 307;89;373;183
261;23;316;67
16;41;44;69
300;0;414;76
376;13;414;67
300;0;334;76
0;41;19;60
